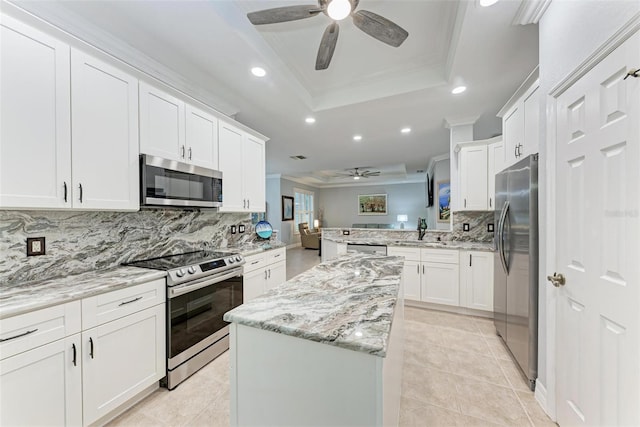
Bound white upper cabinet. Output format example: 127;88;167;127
218;120;266;212
71;49;139;210
0;14;71;209
499;68;539;169
459;145;488;211
186;104;218;170
487;139;505;210
139;81;186;161
140;82;219;169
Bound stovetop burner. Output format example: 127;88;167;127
125;250;245;286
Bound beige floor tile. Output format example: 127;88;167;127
433;311;482;334
108;408;168;427
401;367;461;412
438;327;493;355
475;316;498;336
500;360;533;392
446;350;510;387
484;334;514;361
454;376;531;426
405;306;443;324
404;343;451;372
516;391;556;426
400;403;503;427
404;319;444;347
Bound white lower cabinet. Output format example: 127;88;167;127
321;240;347;262
421;261;459;306
243;248;287;302
459;250;494;312
0;279;166;426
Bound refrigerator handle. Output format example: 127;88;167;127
498;201;510;274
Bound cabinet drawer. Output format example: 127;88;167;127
243;253;266;273
0;301;81;360
420;248;459;264
266;248;286;265
81;278;165;330
387;247;420;261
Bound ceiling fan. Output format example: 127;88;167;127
246;0;409;70
336;167;381;180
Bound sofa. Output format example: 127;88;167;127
352;224;393;229
299;222;320;249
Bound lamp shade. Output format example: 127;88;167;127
397;215;408;222
313;219;320;229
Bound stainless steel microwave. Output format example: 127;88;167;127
140;155;222;208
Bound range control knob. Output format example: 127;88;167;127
175;269;186;278
235;255;242;262
227;257;235;264
187;266;197;274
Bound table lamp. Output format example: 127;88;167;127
397;214;408;229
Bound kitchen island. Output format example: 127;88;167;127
223;253;404;427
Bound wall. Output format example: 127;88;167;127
265;176;282;240
279;178;320;246
318;182;429;230
0;209;252;287
426;158;452;230
537;1;640;417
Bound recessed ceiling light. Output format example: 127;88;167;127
251;67;266;77
479;0;499;6
305;117;316;124
353;135;362;141
401;127;411;134
452;85;467;94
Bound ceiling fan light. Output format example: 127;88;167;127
353;175;360;180
479;0;499;6
327;0;352;21
251;67;266;77
305;117;316;124
353;135;362;141
452;85;467;94
401;127;411;134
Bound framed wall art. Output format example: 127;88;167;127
358;194;387;216
437;180;451;222
281;196;294;221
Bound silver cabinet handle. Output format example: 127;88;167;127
422;265;425;274
464;198;467;208
268;268;271;279
0;328;38;342
89;337;95;359
188;147;192;160
181;145;185;159
79;183;83;203
118;296;142;306
264;270;267;280
247;199;250;209
416;264;419;274
72;343;77;366
489;198;492;208
63;182;68;203
243;199;246;209
469;254;472;267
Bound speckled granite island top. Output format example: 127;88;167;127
224;253;403;357
0;267;167;319
323;236;495;251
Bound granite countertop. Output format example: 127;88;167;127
224;253;403;357
322;236;495;251
229;241;287;257
0;267;167;320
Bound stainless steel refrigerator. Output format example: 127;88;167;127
494;154;538;391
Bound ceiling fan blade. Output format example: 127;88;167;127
316;22;339;70
247;5;322;25
362;171;381;177
352;10;409;47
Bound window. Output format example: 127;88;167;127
294;188;314;234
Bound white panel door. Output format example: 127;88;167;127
0;15;71;209
555;31;639;427
0;335;82;427
71;49;139;210
139;81;185;161
243;135;266;212
459;145;488;210
421;262;459;306
185;104;218;170
218;121;245;211
487;140;504;210
82;304;165;426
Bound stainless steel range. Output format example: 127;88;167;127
126;250;244;389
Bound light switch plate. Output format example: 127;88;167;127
238;224;245;233
230;225;237;234
342;230;350;236
488;223;494;232
27;237;46;256
463;223;470;232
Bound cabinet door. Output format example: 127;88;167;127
504;105;523;167
71;49;139;210
82;304;165;426
0;335;82;426
266;260;287;291
185;104;218;170
403;260;421;301
523;86;540;157
139;81;185;161
243;268;266;302
421;262;459;306
218;121;245;211
0;15;71;209
243;136;266;212
459;145;488;210
487;140;504;210
460;251;494;312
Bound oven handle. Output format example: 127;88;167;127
169;268;242;299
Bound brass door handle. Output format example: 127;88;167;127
547;272;566;287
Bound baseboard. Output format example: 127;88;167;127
90;382;159;426
534;381;554;420
404;300;493;319
286;243;301;249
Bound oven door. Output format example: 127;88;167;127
167;268;242;369
141;154;222;208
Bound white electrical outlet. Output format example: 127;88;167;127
32;240;41;253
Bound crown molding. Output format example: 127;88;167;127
512;0;552;26
443;115;480;129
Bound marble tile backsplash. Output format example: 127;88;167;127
451;210;495;243
0;209;271;287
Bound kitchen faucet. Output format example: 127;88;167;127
417;217;427;240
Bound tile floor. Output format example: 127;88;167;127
109;249;554;426
108;305;555;427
